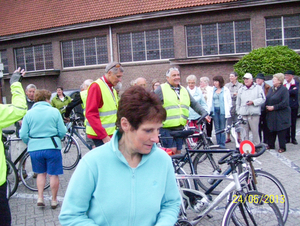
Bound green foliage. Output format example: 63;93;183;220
234;46;300;80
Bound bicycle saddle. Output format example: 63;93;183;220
169;130;194;139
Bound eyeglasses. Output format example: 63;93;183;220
106;62;122;73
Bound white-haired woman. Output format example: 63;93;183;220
266;73;291;153
186;75;208;129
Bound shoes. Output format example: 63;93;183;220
278;149;286;153
37;198;45;207
33;173;38;178
51;200;58;209
225;139;231;143
237;138;242;144
292;140;298;145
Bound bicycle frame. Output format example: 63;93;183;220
176;170;248;226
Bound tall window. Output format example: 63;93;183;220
15;43;53;71
266;14;300;50
61;36;108;68
118;28;174;62
0;50;8;74
186;20;252;57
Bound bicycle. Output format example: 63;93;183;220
176;144;284;226
61;114;93;170
164;117;289;223
3;130;50;198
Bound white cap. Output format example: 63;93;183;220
243;73;253;79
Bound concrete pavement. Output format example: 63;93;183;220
7;118;300;225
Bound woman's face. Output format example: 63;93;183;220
125;120;161;155
272;77;281;87
187;80;196;90
153;82;160;91
200;80;207;88
213;80;220;88
57;88;63;96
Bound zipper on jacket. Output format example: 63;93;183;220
129;168;136;226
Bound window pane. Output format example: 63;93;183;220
15;48;25;69
85;38;96;65
186;25;202;57
284;27;300;38
44;44;53;69
73;40;84;66
62;41;73;67
202;24;218;55
285;39;300;49
266;29;282;40
96;36;108;64
34;45;44;70
0;50;8;73
266;17;281;29
25;47;34;71
119;33;132;62
266;40;282;46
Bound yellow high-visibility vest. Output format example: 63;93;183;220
85;78;118;136
161;83;190;128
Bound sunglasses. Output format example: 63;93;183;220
106;63;122;72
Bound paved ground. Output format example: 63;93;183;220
6;118;300;226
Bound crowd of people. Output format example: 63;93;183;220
0;62;298;225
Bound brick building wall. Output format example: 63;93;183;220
1;2;300;102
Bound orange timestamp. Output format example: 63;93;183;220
233;194;286;204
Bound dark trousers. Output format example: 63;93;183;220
268;129;287;151
92;139;104;147
259;111;270;143
206;118;213;137
0;182;11;226
286;108;298;142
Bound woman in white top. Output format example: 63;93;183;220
207;76;232;147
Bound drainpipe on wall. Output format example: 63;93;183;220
109;25;113;62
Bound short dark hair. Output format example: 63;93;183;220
57;86;63;91
34;89;51;102
230;72;238;77
212;75;225;88
116;86;166;133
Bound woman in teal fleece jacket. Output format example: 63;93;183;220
59;86;181;226
20;89;67;208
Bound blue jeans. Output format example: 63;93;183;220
213;107;226;147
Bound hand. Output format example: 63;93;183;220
63;117;70;123
10;67;25;85
205;115;211;123
102;136;111;143
246;100;253;106
266;105;274;111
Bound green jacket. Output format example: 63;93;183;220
51;94;72;114
0;82;27;186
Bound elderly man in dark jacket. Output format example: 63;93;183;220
284;70;299;145
266;73;291;153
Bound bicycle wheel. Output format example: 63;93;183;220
193;151;231;195
61;134;81;170
19;152;50;191
238;170;289;224
6;158;18;198
223;191;284;226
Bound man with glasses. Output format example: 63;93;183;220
85;62;124;147
236;73;265;145
155;67;208;154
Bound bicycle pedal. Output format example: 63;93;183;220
207;214;213;219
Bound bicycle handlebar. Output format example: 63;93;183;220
218;143;267;165
196;113;209;125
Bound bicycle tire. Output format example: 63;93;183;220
6;158;18;198
61;134;81;170
237;170;289;224
223;191;284;226
19;152;50;191
193;151;231;195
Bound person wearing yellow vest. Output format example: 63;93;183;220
155;67;209;154
0;67;27;226
85;62;124;147
64;79;95;149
